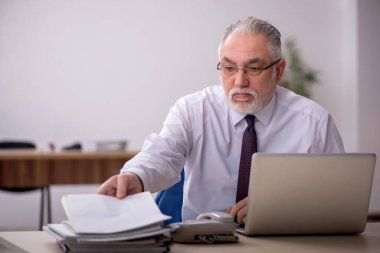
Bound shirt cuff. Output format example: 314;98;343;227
120;166;151;192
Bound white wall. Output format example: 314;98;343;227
357;0;380;215
0;0;379;230
0;0;352;151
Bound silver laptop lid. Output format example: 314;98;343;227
242;153;376;236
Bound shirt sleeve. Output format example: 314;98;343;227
321;114;345;153
120;98;192;193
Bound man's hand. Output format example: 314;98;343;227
96;172;143;199
228;197;248;224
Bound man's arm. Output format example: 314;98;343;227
98;94;193;198
119;98;192;193
97;172;143;199
323;114;345;153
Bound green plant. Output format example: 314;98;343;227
280;38;318;98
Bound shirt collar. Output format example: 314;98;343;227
230;90;277;127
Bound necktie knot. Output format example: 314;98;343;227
245;115;255;127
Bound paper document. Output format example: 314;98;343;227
61;192;171;234
46;223;171;242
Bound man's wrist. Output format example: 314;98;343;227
123;171;145;192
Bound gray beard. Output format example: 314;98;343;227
228;87;263;114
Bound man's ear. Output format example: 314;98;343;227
275;59;286;83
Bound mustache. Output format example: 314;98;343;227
229;87;257;97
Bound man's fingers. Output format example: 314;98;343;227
228;197;248;224
116;174;128;199
228;205;238;217
242;214;247;224
236;205;247;224
96;181;106;195
105;187;116;197
96;186;106;195
97;172;143;199
96;176;117;196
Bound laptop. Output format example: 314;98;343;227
237;153;376;236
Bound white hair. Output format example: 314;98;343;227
218;17;282;59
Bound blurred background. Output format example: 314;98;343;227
0;0;379;230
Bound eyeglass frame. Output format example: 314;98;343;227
217;58;281;77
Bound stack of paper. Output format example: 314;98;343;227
44;192;172;253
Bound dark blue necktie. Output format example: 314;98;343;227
236;115;257;203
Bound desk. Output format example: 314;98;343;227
1;222;380;253
0;150;137;227
0;151;137;188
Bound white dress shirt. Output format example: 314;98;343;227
121;85;345;221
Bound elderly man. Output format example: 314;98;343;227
97;17;344;224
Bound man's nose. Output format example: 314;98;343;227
234;69;249;87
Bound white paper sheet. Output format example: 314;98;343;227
45;223;171;242
61;192;171;234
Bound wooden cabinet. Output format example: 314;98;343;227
0;151;137;188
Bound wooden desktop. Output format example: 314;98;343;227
0;222;380;253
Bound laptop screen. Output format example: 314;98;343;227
240;153;376;236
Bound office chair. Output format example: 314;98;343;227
155;170;184;224
367;212;380;222
0;140;48;230
0;141;36;149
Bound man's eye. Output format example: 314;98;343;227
246;67;261;73
223;66;237;72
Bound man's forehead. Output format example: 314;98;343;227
221;56;265;65
223;33;268;48
220;33;271;61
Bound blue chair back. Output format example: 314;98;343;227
155;170;184;224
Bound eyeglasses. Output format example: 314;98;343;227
217;59;281;77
